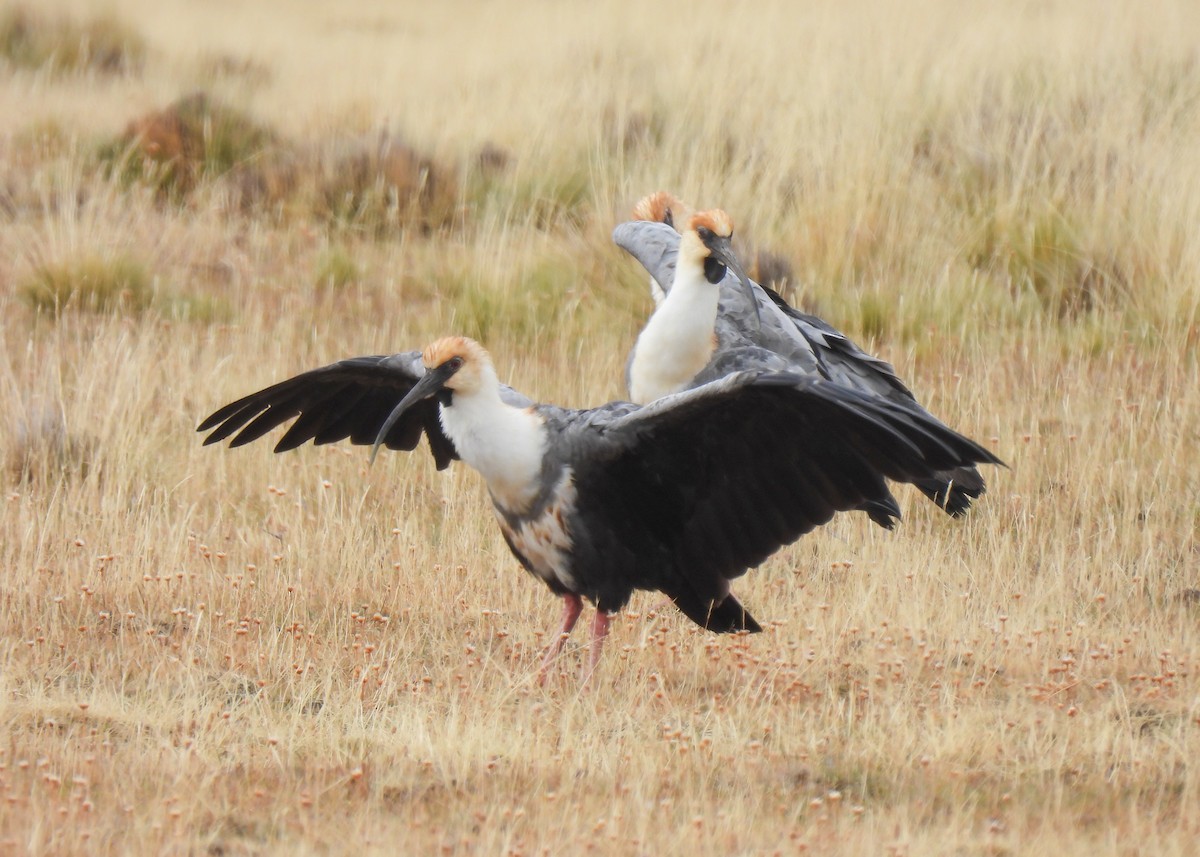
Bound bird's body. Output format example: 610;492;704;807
616;199;985;517
200;335;1002;681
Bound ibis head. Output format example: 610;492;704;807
683;210;760;327
420;336;493;394
632;190;688;229
370;336;491;463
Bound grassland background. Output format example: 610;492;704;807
1;0;1198;854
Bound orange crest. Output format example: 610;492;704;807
688;209;734;239
422;336;489;368
632;190;690;225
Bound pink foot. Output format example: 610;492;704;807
538;594;583;686
581;609;612;686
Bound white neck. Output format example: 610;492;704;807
628;250;719;404
649;276;666;306
438;371;547;513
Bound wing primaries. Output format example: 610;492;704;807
197;352;459;469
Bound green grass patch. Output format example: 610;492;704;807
965;206;1125;320
443;254;585;343
162;292;235;324
481;167;592;231
855;291;890;342
315;247;362;290
20;254;153;316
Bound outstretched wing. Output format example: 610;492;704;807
198;352;537;469
614;217;988;516
612;220;679;300
566;371;1003;628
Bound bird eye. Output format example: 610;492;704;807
697;226;713;242
447;356;464;371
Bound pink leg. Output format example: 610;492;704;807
538;594;583;685
582;610;612;685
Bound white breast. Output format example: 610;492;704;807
440;397;547;513
629;280;719;404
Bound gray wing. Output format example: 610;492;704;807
612;221;678;298
752;291;986;512
562;371;1002;630
758;288;914;400
605;371;1001;495
197;351;531;469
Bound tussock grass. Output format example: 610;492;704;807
0;5;145;76
193;51;272;88
20;253;153;315
5;403;94;484
2;0;1199;854
310;133;460;235
100;92;278;200
97;94;461;233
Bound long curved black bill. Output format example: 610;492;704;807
369;368;448;465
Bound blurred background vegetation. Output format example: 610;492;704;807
1;1;1198;854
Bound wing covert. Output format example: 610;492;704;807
197;352;460;469
568;372;1002;618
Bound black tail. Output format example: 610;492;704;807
860;492;901;530
914;466;986;517
673;593;762;634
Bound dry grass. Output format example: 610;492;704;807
0;5;144;76
2;0;1199;854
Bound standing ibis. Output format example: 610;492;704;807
199;336;1002;682
616;194;989;517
